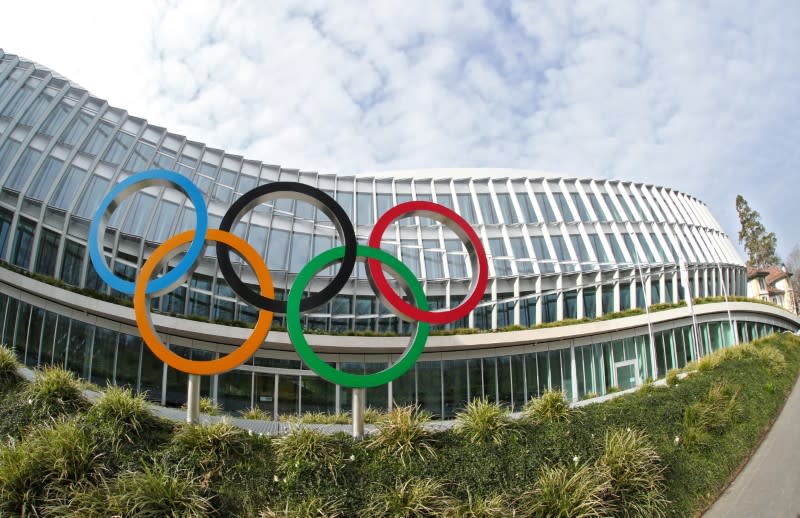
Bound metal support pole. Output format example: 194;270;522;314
187;374;201;424
352;388;365;439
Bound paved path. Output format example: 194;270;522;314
704;377;800;518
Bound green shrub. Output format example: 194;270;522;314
524;389;572;424
110;462;212;517
275;428;345;482
87;386;165;445
454;398;516;445
754;345;787;374
580;391;599;401
240;406;272;420
362;478;453;518
367;404;436;467
0;345;22;388
0;419;104;516
606;385;621;394
515;463;611;518
260;495;345;518
24;366;89;418
182;396;221;416
280;410;350;425
364;406;385;424
665;369;680;387
598;428;668;517
170;421;251;477
683;379;740;449
448;490;509;517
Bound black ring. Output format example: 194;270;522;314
217;182;357;314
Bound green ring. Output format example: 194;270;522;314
287;244;429;388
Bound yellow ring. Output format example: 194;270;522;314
134;229;273;375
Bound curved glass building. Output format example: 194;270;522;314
1;49;797;418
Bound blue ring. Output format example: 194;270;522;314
88;169;208;295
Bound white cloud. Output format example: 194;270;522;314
1;0;799;255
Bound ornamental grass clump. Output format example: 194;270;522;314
87;386;165;446
367;404;436;467
362;478;453;518
239;406;272;420
524;389;572;424
449;490;509;518
110;462;212;518
454;398;516;445
170;421;253;479
598;428;668;518
515;463;612;518
275;427;345;483
0;418;105;516
665;369;680;387
683;379;740;450
260;495;345;518
0;345;22;389
24;366;89;418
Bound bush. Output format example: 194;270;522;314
683;379;740;450
170;421;252;477
665;369;680;387
0;345;22;388
367;405;436;467
515;463;611;518
240;406;272;420
0;419;104;516
524;389;572;424
280;411;350;425
87;386;166;446
362;478;453;518
275;428;346;483
24;366;89;418
260;495;345;517
448;490;509;517
598;428;668;517
182;396;221;416
454;398;516;445
110;462;212;517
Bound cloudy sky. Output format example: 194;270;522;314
3;0;799;257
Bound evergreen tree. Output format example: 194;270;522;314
735;195;779;268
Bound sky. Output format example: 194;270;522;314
2;0;799;258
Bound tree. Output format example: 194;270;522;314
735;195;779;268
785;244;800;313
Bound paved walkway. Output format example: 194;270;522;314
704;376;800;518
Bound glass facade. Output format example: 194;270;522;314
0;50;789;420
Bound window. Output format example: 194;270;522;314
4;147;41;191
616;194;637;221
552;192;574;221
605;233;626;263
496;193;517;223
11;218;36;269
570;192;590;221
587;193;606;221
288;233;311;273
336;191;353;219
102;131;135;164
489;238;512;276
570;234;590;262
50;165;86;210
59;112;92;146
0;208;13;259
74;175;110;218
356;193;372;225
267;229;290;270
602;193;623;222
456;194;477;224
27;156;63;200
550;235;571;262
535;193;557;223
636;233;656;262
587;233;608;263
477;193;498;224
146;202;179;242
0;85;33;118
121;194;156;235
61;240;85;286
19;91;53;126
517;192;538;223
532;236;554;273
401;239;421;277
510;237;534;274
0;139;21;175
445;239;467;278
423;239;444;279
35;228;60;277
38;101;71;136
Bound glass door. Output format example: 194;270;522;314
614;360;639;391
254;372;275;419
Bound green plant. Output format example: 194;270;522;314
454;398;516;445
260;495;346;518
524;389;572;423
280;410;351;425
275;428;345;482
240;406;272;420
111;462;212;517
683;379;740;450
597;428;668;517
580;391;599;401
362;478;453;518
87;386;165;445
754;345;787;374
665;369;680;387
367;404;436;467
364;406;385;424
0;345;22;388
606;385;621;394
515;463;611;518
24;366;89;417
170;421;251;476
447;490;509;517
0;419;104;516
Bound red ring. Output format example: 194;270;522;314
367;200;489;324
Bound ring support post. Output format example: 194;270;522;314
187;374;201;424
352;388;365;439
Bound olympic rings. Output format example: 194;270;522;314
287;245;429;388
90;169;490;386
89;170;208;295
217;182;357;314
367;200;489;324
134;229;274;375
